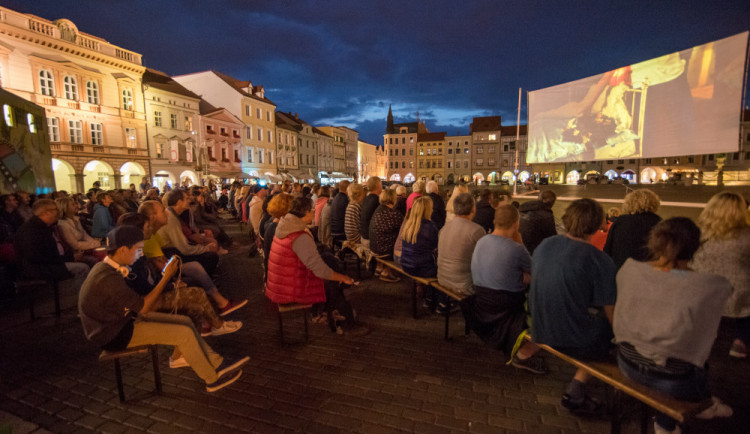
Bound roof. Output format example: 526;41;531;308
199;99;220;115
500;125;527;136
417;132;446;142
470;116;502;133
211;70;277;106
390;122;421;134
143;69;201;100
312;126;332;138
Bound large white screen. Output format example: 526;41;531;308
528;32;749;163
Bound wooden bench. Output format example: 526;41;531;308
277;303;313;345
525;336;712;434
15;278;61;320
429;281;470;340
99;345;162;402
375;258;432;320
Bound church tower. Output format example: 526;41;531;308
386;104;394;134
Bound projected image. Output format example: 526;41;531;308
528;32;749;163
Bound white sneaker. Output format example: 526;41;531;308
696;397;733;419
654;422;681;434
211;320;242;336
169;356;189;369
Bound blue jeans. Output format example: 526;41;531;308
617;355;709;431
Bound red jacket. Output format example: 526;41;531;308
265;231;325;304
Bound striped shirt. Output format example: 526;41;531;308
345;201;361;244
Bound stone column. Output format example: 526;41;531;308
113;173;122;190
73;173;85;194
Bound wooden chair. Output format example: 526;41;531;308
99;345;162;402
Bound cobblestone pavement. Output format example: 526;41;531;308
0;220;747;433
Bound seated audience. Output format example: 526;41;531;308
56;197;101;267
344;183;365;245
604;189;661;269
91;191;115;239
139;200;246;316
263;194;294;281
472;189;496;233
400;196;445;312
519;190;557;255
691;192;750;360
314;186;331;226
437;193;485;295
14;199;89;291
445;185;469;224
118;213;241;339
359;177;382;250
465;205;545;374
615;218;733;433
329;180;350;245
0;194;23;236
158;189;220;276
394;185;407;216
15;191;33;222
78;225;248;392
406;180;425;212
426;181;446;230
369;189;403;282
190;187;232;249
530;198;617;414
590;207;620;251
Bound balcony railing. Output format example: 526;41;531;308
28;19;55;36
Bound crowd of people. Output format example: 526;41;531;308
2;177;749;433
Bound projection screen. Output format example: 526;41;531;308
527;31;749;163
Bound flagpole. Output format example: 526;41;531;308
513;87;521;196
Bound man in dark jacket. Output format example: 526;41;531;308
518;190;557;255
426;180;446;230
472;189;496;233
14;199;89;290
329;180;350;243
359;177;382;249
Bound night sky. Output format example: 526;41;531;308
5;0;750;145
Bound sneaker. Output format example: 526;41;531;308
511;354;547;375
216;356;250;379
696;396;733;419
379;274;400;283
561;393;601;416
211;320;243;336
729;341;747;359
654;421;682;434
200;325;212;337
435;303;460;316
169;356;189;369
219;299;248;316
206;369;242;392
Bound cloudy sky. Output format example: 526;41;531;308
6;0;750;144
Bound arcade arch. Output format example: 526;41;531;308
83;160;114;190
51;158;75;193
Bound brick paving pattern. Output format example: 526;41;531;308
0;220;747;433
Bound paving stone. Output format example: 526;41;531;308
487;414;525;431
73;413;107;430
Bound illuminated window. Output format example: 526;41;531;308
90;123;103;145
185;116;192;131
63;76;78;100
68;120;83;143
489;134;497;140
125;127;136;148
465;149;470;154
170;114;177;129
86;81;99;104
154;111;162;127
2;104;13;127
39;70;55;96
410;137;414;144
27;114;36;133
48;118;60;141
122;89;133;110
475;159;483;166
419;150;424;156
156;142;164;158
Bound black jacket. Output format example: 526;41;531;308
329;193;349;236
473;201;495;233
429;192;446;230
518;200;556;255
603;212;662;269
14;216;72;280
359;193;380;239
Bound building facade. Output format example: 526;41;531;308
445;134;472;184
0;7;149;193
313;126;334;177
197;100;244;182
174;70;277;179
357;140;379;183
470;116;502;184
340;126;359;179
142;69;201;190
383;106;426;183
317;126;348;175
416;132;446;184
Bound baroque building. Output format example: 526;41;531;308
0;7;149;193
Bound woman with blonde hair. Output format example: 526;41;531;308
400;196;443;311
603;189;661;269
56;196;101;266
344;183;365;244
445;185;469;224
691;191;750;359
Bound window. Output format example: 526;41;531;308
90;123;103;145
168;113;176;129
256;108;261;119
248;147;254;163
390;162;393;169
504;145;509;152
488;158;495;166
156;142;164;158
266;111;270;122
389;138;393;145
246;126;252;139
185;116;192;131
438;149;442;155
63;76;78;100
465;148;470;154
125;127;136;148
401;149;405;156
488;146;495;153
68;120;83;143
410;137;414;144
447;161;451;168
503;159;509;167
488;134;497;140
419;161;424;169
258;150;264;164
475;158;483;166
2;104;13;127
48;118;60;141
269;151;274;164
476;146;483;154
688;156;695;164
438;161;442;168
154;111;162;127
39;70;55;96
86;81;99;104
464;161;469;169
122;89;133;110
419;150;424;156
401;161;405;169
267;131;272;142
245;104;250;116
410;149;413;156
389;149;393;156
27;114;36;133
257;128;262;141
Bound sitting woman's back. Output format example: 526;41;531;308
399;196;438;278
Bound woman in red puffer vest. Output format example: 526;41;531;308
266;197;353;304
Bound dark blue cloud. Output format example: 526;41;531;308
4;0;749;144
